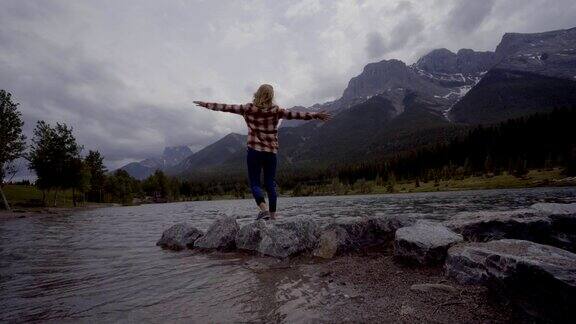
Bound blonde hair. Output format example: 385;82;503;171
252;84;275;108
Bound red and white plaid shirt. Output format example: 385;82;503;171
198;102;319;153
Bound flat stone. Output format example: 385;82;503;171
446;239;576;321
444;209;552;243
394;222;463;265
195;216;239;251
156;223;203;251
531;202;576;217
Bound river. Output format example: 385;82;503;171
1;187;575;322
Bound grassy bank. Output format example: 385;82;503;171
376;168;569;194
4;184;82;208
285;168;573;197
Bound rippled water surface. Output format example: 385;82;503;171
1;187;575;322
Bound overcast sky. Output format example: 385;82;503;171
1;0;575;171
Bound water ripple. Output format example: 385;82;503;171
1;187;575;322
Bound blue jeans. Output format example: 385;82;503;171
246;147;277;212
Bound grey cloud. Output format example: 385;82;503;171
447;0;495;34
1;0;575;172
365;13;425;59
365;32;387;59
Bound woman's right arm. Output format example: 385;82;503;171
193;101;250;115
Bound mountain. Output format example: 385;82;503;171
450;27;576;123
173;26;576;176
119;145;193;179
168;133;247;175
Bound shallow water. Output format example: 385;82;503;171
1;187;575;322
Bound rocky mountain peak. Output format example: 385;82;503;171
414;48;496;74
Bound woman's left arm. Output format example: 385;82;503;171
193;101;249;115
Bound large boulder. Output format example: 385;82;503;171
236;220;267;251
532;203;576;252
446;239;576;321
156;223;203;251
257;216;320;258
444;209;552;243
313;214;416;259
394;222;463;265
195;216;239;251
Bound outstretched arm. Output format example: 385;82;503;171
193;101;249;115
278;108;331;121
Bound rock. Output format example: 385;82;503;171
531;203;576;252
236;220;267;251
313;214;416;259
444;209;552;243
194;216;239;250
394;222;463;265
156;223;203;251
400;304;415;316
446;239;576;321
531;202;576;217
257;216;320;258
410;283;458;293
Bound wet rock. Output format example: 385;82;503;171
531;202;576;219
394;222;463;265
156;223;203;251
313;214;416;259
195;216;239;250
410;283;458;293
532;203;576;252
236;220;267;251
257;216;320;258
446;239;576;321
444;209;552;243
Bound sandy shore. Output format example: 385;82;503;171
237;248;527;323
317;253;526;323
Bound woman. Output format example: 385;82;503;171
194;84;330;220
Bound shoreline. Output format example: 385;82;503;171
0;203;117;221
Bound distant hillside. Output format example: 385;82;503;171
119;145;193;179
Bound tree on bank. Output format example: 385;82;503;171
85;150;107;202
28;121;83;206
0;90;26;210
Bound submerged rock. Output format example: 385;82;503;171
394;222;463;265
445;239;576;321
156;223;203;251
444;209;551;243
195;216;239;251
313;214;416;259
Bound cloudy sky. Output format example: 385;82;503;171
1;0;575;171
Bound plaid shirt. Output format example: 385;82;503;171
198;102;319;153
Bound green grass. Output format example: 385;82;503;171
375;168;565;194
3;185;77;208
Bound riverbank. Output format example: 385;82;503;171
184;168;576;202
315;251;526;322
0;203;117;221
